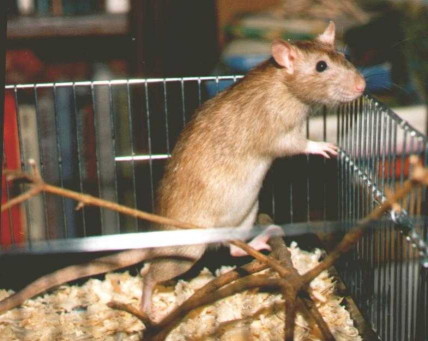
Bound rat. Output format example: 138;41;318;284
0;21;365;319
139;21;365;317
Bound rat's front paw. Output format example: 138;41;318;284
304;140;338;159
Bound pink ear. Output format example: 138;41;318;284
317;21;336;47
271;40;296;74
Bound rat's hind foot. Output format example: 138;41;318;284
230;225;283;257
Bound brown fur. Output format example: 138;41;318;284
144;25;365;318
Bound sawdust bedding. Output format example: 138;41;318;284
0;242;361;340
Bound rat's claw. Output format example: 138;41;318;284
325;142;338;156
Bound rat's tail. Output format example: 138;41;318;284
0;249;150;314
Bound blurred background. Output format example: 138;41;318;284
4;0;428;113
2;1;427;99
4;0;428;172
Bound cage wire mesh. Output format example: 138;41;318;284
1;76;428;340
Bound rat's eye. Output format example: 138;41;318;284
316;61;328;72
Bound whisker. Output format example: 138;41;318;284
390;82;411;93
365;81;410;94
372;84;391;91
391;32;428;49
391;37;414;49
360;70;390;79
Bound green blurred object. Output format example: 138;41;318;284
224;24;314;42
401;3;428;133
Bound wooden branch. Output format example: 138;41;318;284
150;219;334;341
152;260;268;333
283;283;297;341
147;261;272;340
3;158;427;341
147;275;287;341
107;300;152;327
2;168;196;229
114;155;427;341
2;168;289;280
267;226;301;340
1;165;295;336
263;209;335;341
0;249;154;315
229;239;293;278
269;235;335;340
299;296;335;341
301;156;428;285
202;301;285;339
0;186;42;211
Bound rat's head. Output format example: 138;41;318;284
271;22;366;106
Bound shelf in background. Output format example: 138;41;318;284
7;13;129;39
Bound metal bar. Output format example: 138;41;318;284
33;87;50;243
381;113;391;340
0;1;6;205
0;219;415;255
126;82;139;232
1;143;15;247
398;129;407;341
180;79;186;128
90;84;104;232
197;78;202;106
52;85;68;238
271;165;276;221
386;114;395;341
350;100;357;221
163;80;171;155
355;97;362;221
289;163;294;223
306;118;310;222
108;84;120;232
144;81;155;211
10;88;25;245
407;135;416;341
5;75;245;90
72;84;87;236
338;103;344;221
322;106;327;221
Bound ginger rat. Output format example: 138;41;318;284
0;22;365;320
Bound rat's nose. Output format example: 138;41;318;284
355;76;366;93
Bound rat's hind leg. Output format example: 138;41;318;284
230;202;283;257
229;201;267;256
140;245;206;318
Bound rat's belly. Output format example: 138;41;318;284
208;158;271;227
163;155;272;228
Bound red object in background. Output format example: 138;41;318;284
1;92;24;246
378;157;411;179
5;50;43;84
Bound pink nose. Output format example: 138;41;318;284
355;77;366;93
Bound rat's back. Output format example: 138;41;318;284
156;76;274;229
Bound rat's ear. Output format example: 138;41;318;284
271;40;297;74
317;21;336;47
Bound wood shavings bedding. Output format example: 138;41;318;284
0;242;361;340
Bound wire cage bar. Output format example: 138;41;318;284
2;76;428;340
